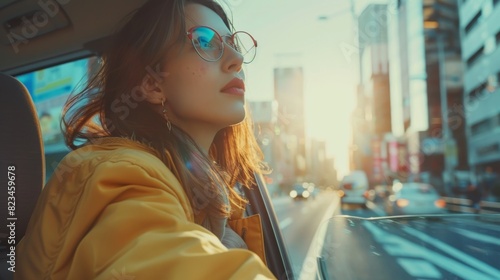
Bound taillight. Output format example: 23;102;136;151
435;199;446;208
396;199;409;208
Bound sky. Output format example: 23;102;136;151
221;0;388;178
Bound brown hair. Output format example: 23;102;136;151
63;0;267;227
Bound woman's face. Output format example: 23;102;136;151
159;3;246;136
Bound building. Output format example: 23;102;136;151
351;4;392;185
458;0;500;178
273;67;307;184
387;0;466;193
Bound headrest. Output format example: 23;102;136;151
0;73;44;243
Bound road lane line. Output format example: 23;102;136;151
279;217;293;230
451;228;500;246
272;196;291;206
299;194;339;280
396;258;441;278
363;222;497;280
403;227;500;279
460;220;500;233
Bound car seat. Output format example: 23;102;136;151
0;73;44;279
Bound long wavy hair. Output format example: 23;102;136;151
62;0;267;228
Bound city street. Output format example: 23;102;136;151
271;191;384;279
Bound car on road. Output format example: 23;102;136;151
338;170;369;207
385;182;447;215
289;183;311;200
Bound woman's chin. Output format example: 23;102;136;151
223;112;246;127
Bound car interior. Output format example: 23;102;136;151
0;0;292;279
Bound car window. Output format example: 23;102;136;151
400;186;438;196
15;57;98;180
398;183;435;193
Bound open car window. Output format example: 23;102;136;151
14;57;98;177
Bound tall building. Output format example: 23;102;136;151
388;0;466;193
359;4;392;135
458;0;500;177
352;4;392;185
273;67;307;186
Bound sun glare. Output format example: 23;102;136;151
233;0;360;179
304;70;356;178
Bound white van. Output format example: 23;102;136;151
339;170;369;206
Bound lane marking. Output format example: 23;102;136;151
451;228;500;246
299;194;338;280
279;217;293;230
403;227;500;279
271;196;292;207
396;258;441;278
364;222;497;280
459;220;500;233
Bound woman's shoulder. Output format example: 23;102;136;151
45;137;193;216
50;137;179;190
59;137;162;169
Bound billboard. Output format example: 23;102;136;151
16;58;93;153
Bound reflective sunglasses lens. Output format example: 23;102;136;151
233;32;256;63
191;27;222;61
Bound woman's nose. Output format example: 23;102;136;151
222;45;244;73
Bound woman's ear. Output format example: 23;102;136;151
140;73;166;104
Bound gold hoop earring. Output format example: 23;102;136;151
161;99;172;131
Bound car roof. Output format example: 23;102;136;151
0;0;148;75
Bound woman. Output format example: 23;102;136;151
16;0;276;279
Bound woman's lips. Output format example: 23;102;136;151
221;87;245;95
221;78;245;96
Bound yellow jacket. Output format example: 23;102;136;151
15;137;276;280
